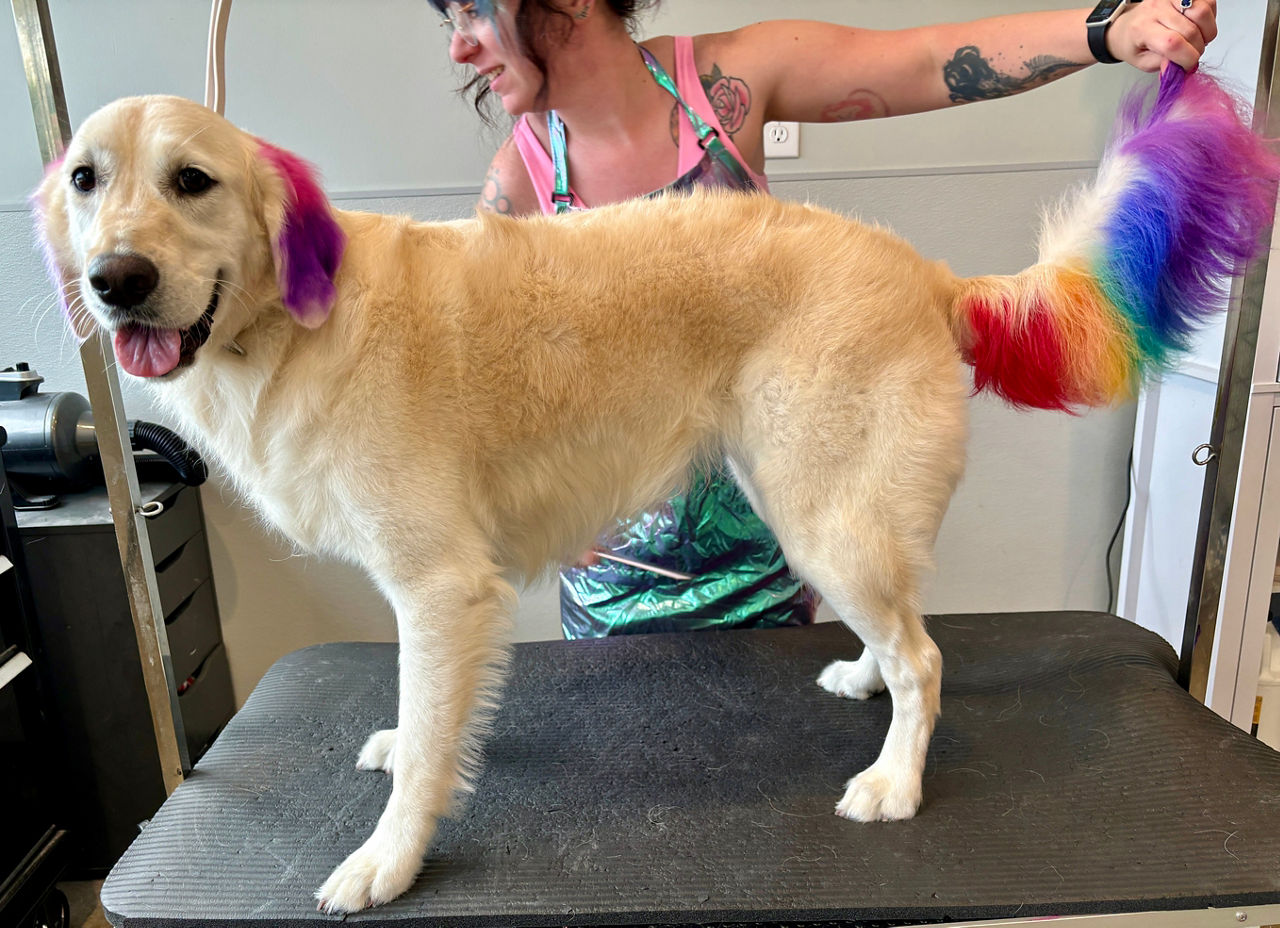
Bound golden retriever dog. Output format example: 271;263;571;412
33;72;1274;912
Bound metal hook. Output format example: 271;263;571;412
138;500;166;518
1192;443;1217;466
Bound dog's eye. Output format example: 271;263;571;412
71;166;96;192
176;167;215;195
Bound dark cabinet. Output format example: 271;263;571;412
17;481;235;873
0;450;71;927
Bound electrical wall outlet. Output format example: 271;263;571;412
763;121;800;159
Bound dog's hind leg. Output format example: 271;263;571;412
777;511;944;822
731;360;965;822
317;555;515;913
729;452;886;704
821;581;942;822
816;650;885;701
356;728;397;773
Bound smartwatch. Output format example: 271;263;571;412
1086;0;1141;64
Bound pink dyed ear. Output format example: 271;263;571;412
257;141;345;328
32;154;97;342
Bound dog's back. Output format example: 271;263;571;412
320;191;965;575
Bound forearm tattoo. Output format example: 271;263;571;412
943;46;1085;104
822;89;890;122
480;165;512;214
700;63;752;137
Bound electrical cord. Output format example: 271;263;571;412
1105;445;1134;614
130;420;209;487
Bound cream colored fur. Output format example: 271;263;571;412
38;96;974;913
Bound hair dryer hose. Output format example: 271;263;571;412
129;421;209;486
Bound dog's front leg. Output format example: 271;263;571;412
316;567;514;913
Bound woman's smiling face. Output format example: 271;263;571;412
443;0;551;116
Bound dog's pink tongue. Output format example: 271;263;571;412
114;325;181;378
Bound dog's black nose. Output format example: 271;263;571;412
88;254;159;308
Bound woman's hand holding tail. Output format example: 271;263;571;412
1106;0;1218;73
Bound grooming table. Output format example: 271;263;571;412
101;614;1280;927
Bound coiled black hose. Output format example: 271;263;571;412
129;420;208;486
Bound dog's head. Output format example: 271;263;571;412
33;95;345;379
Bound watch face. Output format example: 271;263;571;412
1086;0;1127;24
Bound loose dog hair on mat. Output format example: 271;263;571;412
33;66;1278;913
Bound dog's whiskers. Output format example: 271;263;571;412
20;290;56;317
24;292;60;343
199;274;252;305
179;125;212;148
26;293;78;362
56;298;98;361
195;274;254;357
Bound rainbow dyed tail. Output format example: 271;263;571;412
956;66;1280;411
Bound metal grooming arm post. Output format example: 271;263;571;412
12;0;189;791
1182;1;1280;698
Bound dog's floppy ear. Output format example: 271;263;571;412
255;140;346;329
31;155;97;342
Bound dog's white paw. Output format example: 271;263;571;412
315;831;421;914
356;728;397;773
817;656;885;700
835;764;921;822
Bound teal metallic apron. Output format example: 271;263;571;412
551;45;814;638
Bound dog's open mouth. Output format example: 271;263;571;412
113;279;221;378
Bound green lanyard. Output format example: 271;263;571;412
638;44;720;144
548;43;751;214
548;106;574;213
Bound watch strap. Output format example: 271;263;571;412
1088;19;1122;64
1087;0;1136;64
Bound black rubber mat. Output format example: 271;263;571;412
101;614;1280;926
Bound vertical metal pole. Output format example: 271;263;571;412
1181;0;1280;696
13;0;189;789
204;0;231;114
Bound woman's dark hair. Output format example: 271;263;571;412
439;0;660;124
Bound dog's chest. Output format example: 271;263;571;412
159;371;366;558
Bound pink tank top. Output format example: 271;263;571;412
511;36;769;215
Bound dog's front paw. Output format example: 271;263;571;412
817;656;885;700
835;764;921;822
315;832;422;914
356;728;397;773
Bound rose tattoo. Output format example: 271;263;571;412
701;63;751;136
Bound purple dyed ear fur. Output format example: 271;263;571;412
257;141;345;328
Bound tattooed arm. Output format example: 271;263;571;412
942;45;1084;106
709;1;1216;125
476;135;539;216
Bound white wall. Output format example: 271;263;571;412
3;1;1147;704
